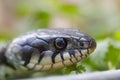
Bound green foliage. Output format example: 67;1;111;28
113;29;120;40
15;4;30;17
60;4;79;15
62;64;85;74
31;11;50;28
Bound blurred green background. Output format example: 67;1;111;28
0;0;120;78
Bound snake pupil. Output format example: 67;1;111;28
54;38;67;50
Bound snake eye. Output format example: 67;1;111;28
54;38;67;50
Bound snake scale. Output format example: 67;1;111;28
0;29;96;71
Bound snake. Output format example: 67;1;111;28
0;29;96;71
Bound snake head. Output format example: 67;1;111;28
5;29;96;71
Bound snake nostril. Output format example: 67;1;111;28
79;42;84;48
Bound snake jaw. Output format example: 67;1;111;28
27;49;91;71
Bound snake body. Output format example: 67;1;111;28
0;29;96;71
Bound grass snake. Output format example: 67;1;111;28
0;29;96;71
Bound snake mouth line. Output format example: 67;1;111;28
26;48;92;71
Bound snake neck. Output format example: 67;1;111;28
0;45;16;70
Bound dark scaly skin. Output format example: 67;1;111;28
0;29;96;71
